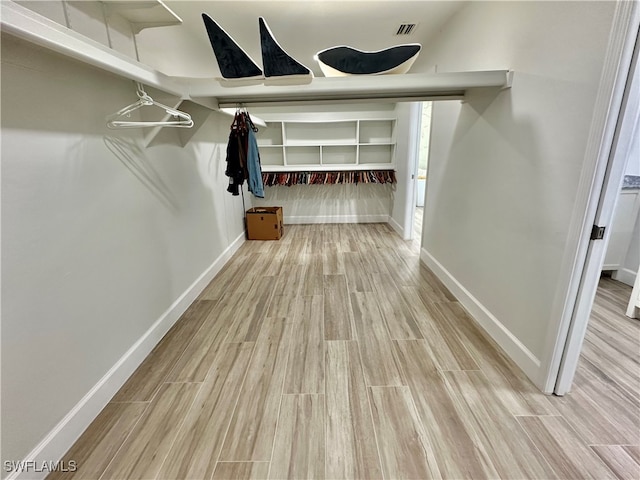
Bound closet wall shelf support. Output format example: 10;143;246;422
1;1;184;96
101;0;182;33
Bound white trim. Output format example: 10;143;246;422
542;1;640;395
388;216;404;237
5;232;245;480
612;268;639;287
401;103;422;241
284;214;389;224
420;248;541;383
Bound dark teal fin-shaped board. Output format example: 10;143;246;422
202;13;263;80
259;17;312;79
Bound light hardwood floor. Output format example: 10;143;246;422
49;224;640;480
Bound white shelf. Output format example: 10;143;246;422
102;1;182;33
322;145;357;165
359;120;395;144
261;147;286;166
256;122;284;146
286;121;357;146
285;146;321;166
187;70;513;107
256;117;396;172
359;144;395;164
358;142;395;146
1;1;185;97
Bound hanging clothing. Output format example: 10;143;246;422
260;169;396;187
246;128;264;198
225;126;247;196
225;111;264;197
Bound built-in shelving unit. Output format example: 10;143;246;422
257;119;396;172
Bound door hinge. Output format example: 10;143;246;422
590;225;606;240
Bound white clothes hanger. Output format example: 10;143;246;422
107;83;194;129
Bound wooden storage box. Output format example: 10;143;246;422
246;207;284;240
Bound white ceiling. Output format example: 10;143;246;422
136;1;468;78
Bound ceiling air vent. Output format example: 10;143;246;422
395;23;417;35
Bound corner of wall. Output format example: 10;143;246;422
7;232;245;480
388;216;405;237
420;247;543;387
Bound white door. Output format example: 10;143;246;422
553;21;640;395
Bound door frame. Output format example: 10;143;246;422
541;3;640;395
400;102;423;240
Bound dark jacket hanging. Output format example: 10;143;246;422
225;111;264;197
225;113;247;195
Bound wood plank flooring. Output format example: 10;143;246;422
49;224;639;480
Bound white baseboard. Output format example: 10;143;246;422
8;232;246;480
420;248;542;384
388;216;404;238
284;214;389;224
612;267;638;287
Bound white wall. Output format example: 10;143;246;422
605;122;640;285
619;124;640;284
1;34;246;472
14;0;138;59
419;1;618;385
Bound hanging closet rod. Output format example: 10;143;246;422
262;170;396;187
